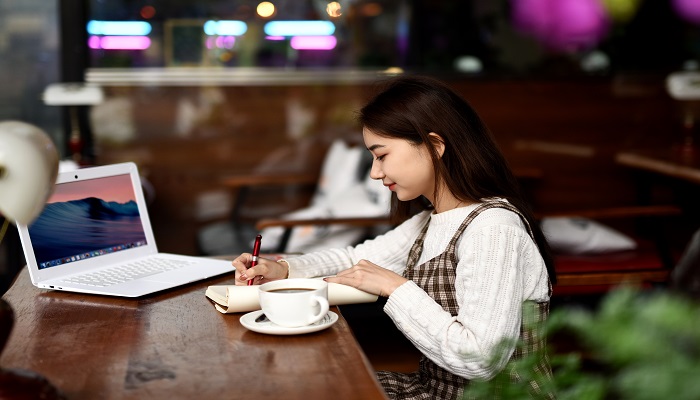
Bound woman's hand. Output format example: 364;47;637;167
231;254;289;286
324;259;408;297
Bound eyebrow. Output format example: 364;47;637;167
367;144;385;151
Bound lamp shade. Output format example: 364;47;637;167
0;121;59;225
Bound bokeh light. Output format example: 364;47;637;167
264;21;335;37
511;0;610;52
672;0;700;25
89;36;151;50
290;36;337;50
203;20;248;36
601;0;641;23
206;36;236;49
140;6;156;19
257;2;276;18
327;2;342;18
453;56;483;73
87;21;152;36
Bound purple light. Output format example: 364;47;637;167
88;36;101;49
290;35;337;50
206;36;236;49
511;0;551;39
215;36;236;49
92;36;151;50
673;0;700;25
511;0;609;52
265;35;285;41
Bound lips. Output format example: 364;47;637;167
384;183;396;191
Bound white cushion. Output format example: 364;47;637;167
327;173;391;218
310;140;363;206
259;142;391;253
361;172;392;214
541;217;637;254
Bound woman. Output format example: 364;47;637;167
232;75;556;399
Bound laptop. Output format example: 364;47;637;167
16;162;233;297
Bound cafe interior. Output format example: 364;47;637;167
1;0;700;398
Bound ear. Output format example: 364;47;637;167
428;132;445;158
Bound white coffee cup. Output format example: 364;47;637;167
258;278;330;328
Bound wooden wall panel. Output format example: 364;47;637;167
91;76;683;255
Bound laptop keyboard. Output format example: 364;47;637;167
61;257;196;287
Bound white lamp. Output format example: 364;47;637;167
0;121;59;227
0;121;62;399
43;83;104;163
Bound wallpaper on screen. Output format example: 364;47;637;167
29;174;147;266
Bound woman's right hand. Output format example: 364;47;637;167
231;254;289;286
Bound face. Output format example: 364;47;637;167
363;127;436;203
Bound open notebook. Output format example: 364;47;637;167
16;162;232;297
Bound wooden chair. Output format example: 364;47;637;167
254;215;392;253
245;166;543;253
253;204;682;295
214;139;390;254
540;205;682;296
223;172;320;235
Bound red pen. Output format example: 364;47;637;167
248;234;262;286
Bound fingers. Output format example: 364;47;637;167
231;253;252;271
234;257;285;285
335;259;372;277
334;268;354;277
232;253;254;285
231;253;265;285
237;265;259;284
326;260;407;297
240;269;265;284
329;261;369;284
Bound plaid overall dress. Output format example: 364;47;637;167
377;202;555;399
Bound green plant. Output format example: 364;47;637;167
464;287;700;399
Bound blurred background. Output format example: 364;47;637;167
2;0;700;292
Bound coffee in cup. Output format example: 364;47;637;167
258;278;330;328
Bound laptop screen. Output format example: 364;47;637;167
28;173;149;270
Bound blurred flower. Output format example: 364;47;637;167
672;0;700;25
511;0;611;52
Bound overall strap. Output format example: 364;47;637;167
405;200;537;271
405;200;550;296
473;200;552;297
467;201;536;241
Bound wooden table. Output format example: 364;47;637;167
0;267;387;400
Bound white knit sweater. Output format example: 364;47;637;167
285;201;551;380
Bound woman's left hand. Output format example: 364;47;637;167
324;259;408;297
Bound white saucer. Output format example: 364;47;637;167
240;310;338;335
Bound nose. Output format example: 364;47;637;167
369;159;384;180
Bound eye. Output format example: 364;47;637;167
375;154;386;161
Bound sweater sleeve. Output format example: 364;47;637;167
284;211;431;278
383;222;538;380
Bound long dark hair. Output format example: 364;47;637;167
358;75;556;283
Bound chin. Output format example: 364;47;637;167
395;192;419;202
